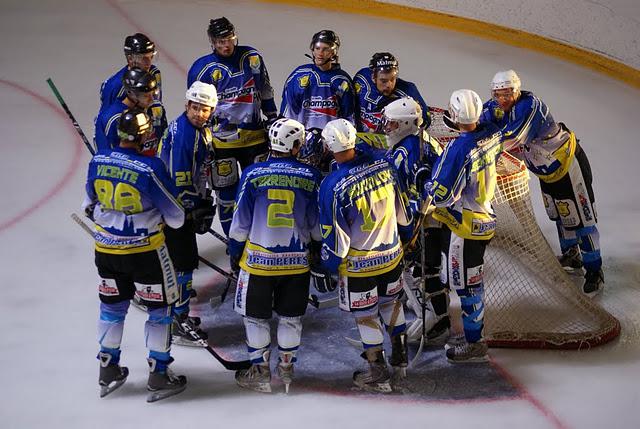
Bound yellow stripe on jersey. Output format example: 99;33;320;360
212;128;267;149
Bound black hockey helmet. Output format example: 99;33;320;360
309;30;340;50
369;52;398;74
208;17;235;40
123;33;156;56
122;67;158;94
118;108;152;144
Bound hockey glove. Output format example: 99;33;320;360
310;266;338;293
190;197;215;235
227;238;246;273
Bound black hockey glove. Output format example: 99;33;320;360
190;197;215;235
310;266;338;293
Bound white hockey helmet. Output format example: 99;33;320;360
448;89;483;125
322;119;357;153
382;97;423;141
268;118;306;153
186;81;218;108
491;69;521;98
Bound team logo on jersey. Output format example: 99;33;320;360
355;82;362;94
360;111;383;133
556;199;579;227
219;78;256;104
298;75;310;88
212;69;223;82
302;96;338;117
336;81;350;96
248;54;261;72
557;200;571;217
493;107;504;121
216;160;233;177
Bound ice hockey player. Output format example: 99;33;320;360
380;97;449;345
281;30;356;131
318;119;413;392
99;33;162;109
95;67;167;156
157;81;218;346
82;108;187;402
480;70;604;296
423;89;502;363
354;52;430;133
187;17;278;236
228;118;322;394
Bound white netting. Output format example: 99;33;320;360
428;108;620;349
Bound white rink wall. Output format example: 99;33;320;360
378;0;640;70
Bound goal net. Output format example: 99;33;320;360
428;107;620;349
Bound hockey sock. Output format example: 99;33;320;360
378;297;406;337
244;317;271;363
277;316;302;362
355;313;385;349
556;220;579;253
173;271;193;316
456;285;485;343
145;306;172;354
217;187;236;237
98;300;129;350
577;225;602;272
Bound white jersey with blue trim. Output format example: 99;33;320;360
318;149;412;277
480;91;576;183
82;146;184;255
429;122;502;240
353;67;430;132
280;63;356;130
229;156;322;276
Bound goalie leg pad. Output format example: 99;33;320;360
144;306;172;354
244;316;271;363
98;300;129;350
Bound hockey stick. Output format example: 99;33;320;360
69;213;251;371
46;78;96;156
208;228;228;245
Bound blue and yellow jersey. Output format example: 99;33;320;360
429;122;502;240
353;67;431;132
229;157;322;276
280;63;355;130
188;46;277;149
157;112;213;211
94;99;167;156
319;150;412;277
99;65;162;109
82;146;184;255
481;91;576;183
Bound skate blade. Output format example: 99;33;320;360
99;378;127;398
354;381;392;393
172;336;206;348
284;382;290;394
237;381;272;393
146;385;187;403
446;355;489;364
130;300;148;312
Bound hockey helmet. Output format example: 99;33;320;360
491;69;521;99
124;33;156;56
382;97;423;141
186;81;218;108
122;67;158;94
269;118;306;153
117;108;152;144
208;17;236;40
310;30;340;51
322;119;356;153
369;52;399;74
448;89;483;125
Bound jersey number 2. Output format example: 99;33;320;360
267;189;295;228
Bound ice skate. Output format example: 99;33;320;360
235;362;272;393
353;349;392;393
425;317;451;346
446;340;489;363
583;269;604;297
98;352;128;398
146;359;187;403
172;312;208;347
389;333;408;378
277;352;295;394
558;245;583;273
